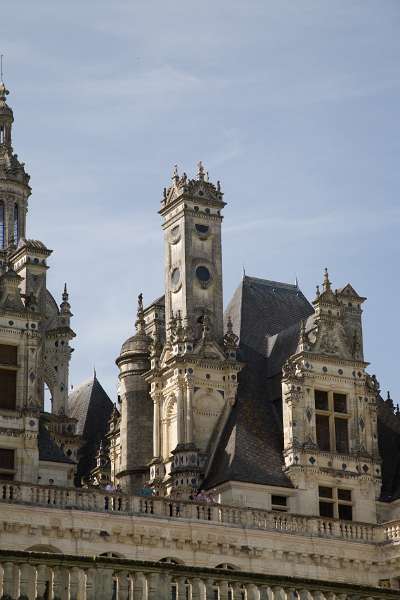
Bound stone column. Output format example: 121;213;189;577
147;572;161;600
205;578;216;600
3;561;19;598
132;571;146;599
191;577;205;600
153;396;161;458
19;563;35;599
219;580;230;600
272;586;287;600
85;568;97;600
177;386;184;443
247;583;261;600
94;567;114;600
185;378;194;443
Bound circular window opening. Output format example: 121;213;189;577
196;266;210;282
195;224;209;234
171;268;180;285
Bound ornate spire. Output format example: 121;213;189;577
224;315;239;350
172;164;179;184
323;267;331;292
197;160;205;181
135;292;146;333
60;283;72;315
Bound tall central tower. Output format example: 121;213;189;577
160;162;226;341
143;164;241;497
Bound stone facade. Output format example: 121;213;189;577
1;81;400;597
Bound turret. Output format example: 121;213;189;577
0;81;31;251
116;294;152;492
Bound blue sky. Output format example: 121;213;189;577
1;1;399;402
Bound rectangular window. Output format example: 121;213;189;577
314;390;349;454
0;448;15;481
271;495;288;512
315;390;329;410
318;486;353;520
0;345;17;366
335;418;349;453
0;370;17;410
333;393;347;413
316;415;330;451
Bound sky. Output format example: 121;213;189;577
1;1;399;402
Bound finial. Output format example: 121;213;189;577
295;275;299;289
172;164;179;182
242;265;246;278
60;282;72;315
93;366;97;379
0;54;4;84
224;315;239;350
217;181;221;192
197;161;205;181
135;293;145;333
323;267;331;292
316;284;320;298
387;391;392;401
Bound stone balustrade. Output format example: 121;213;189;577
0;549;397;600
0;480;381;545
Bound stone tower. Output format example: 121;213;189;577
0;80;77;485
161;162;225;342
146;165;241;497
116;294;153;492
281;269;381;523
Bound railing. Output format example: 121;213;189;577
0;480;379;545
0;549;397;600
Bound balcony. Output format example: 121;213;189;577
0;480;384;545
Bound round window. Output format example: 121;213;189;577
196;266;211;282
171;268;180;285
195;224;209;234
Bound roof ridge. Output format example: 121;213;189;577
244;275;299;291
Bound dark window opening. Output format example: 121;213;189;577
316;415;330;451
335;418;349;453
319;501;334;518
334;393;347;413
315;390;329;410
0;370;17;410
0;345;17;366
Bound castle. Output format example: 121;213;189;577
0;81;400;599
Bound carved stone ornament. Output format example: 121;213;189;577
319;331;338;355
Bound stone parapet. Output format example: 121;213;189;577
0;549;397;600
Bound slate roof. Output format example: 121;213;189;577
205;276;314;490
68;374;114;482
377;396;400;501
38;420;74;464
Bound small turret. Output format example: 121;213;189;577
116;294;153;492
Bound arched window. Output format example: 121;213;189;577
0;201;4;249
13;203;19;243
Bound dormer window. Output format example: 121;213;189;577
315;390;349;454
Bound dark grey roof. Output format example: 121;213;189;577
266;314;316;377
205;276;314;491
225;276;314;357
377;395;400;501
38;420;74;464
68;374;114;482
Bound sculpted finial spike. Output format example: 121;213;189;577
172;164;179;182
323;267;331;292
135;293;145;333
197;161;205;181
316;284;320;298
